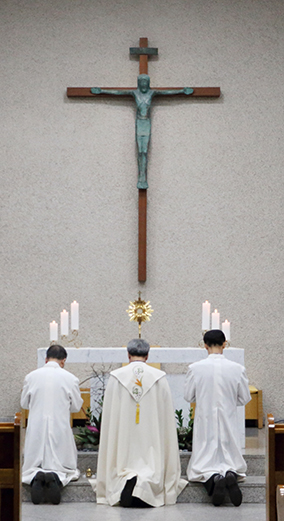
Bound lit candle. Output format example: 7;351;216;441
60;309;69;337
50;321;58;342
202;301;211;330
71;301;79;331
222;319;231;341
211;309;220;329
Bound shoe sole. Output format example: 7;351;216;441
45;472;61;504
226;473;242;506
212;477;226;506
31;471;45;504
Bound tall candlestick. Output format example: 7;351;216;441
222;319;231;341
202;301;211;330
50;321;58;342
60;309;69;337
211;309;220;329
71;301;79;330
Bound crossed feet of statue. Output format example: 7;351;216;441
211;471;242;507
31;471;63;505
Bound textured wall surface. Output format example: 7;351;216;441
1;0;284;418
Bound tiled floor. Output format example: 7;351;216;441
22;502;266;521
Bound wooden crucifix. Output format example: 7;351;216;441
67;37;221;282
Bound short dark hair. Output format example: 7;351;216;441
203;329;226;347
127;338;150;357
46;344;67;360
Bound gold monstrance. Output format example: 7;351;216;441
126;292;154;338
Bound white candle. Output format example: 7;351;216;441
202;301;211;330
60;309;69;337
71;301;79;330
50;321;58;342
211;309;220;329
222;319;231;341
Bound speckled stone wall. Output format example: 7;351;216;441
1;0;284;418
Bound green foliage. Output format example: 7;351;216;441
74;363;111;450
74;403;102;449
175;408;194;451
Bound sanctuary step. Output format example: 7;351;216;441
74;451;265;477
22;473;266;504
22;452;266;504
22;428;266;504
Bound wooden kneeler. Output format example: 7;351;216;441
0;413;22;521
266;414;284;521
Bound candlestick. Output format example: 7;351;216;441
211;309;220;329
60;309;69;337
202;301;211;331
71;301;79;330
222;319;230;341
50;321;58;342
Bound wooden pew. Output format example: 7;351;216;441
266;414;284;521
246;385;263;428
0;413;22;521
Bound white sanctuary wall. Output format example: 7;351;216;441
1;0;284;418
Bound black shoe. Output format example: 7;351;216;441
120;476;137;508
31;471;45;504
225;471;242;506
45;472;62;504
212;474;226;506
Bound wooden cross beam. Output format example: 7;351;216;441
67;38;221;282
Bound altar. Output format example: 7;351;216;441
38;347;246;448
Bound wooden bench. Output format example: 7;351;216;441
0;413;22;521
70;388;90;426
246;385;263;428
266;414;284;521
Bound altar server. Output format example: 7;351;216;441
21;344;83;504
184;329;251;507
96;338;187;507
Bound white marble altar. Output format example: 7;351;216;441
38;346;244;366
38;347;246;447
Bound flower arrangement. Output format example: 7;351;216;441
74;405;102;450
74;363;112;450
175;408;194;451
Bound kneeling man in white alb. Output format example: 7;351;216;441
21;344;83;504
184;329;251;507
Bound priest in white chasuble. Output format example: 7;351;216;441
96;339;187;507
21;345;83;504
184;329;251;507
